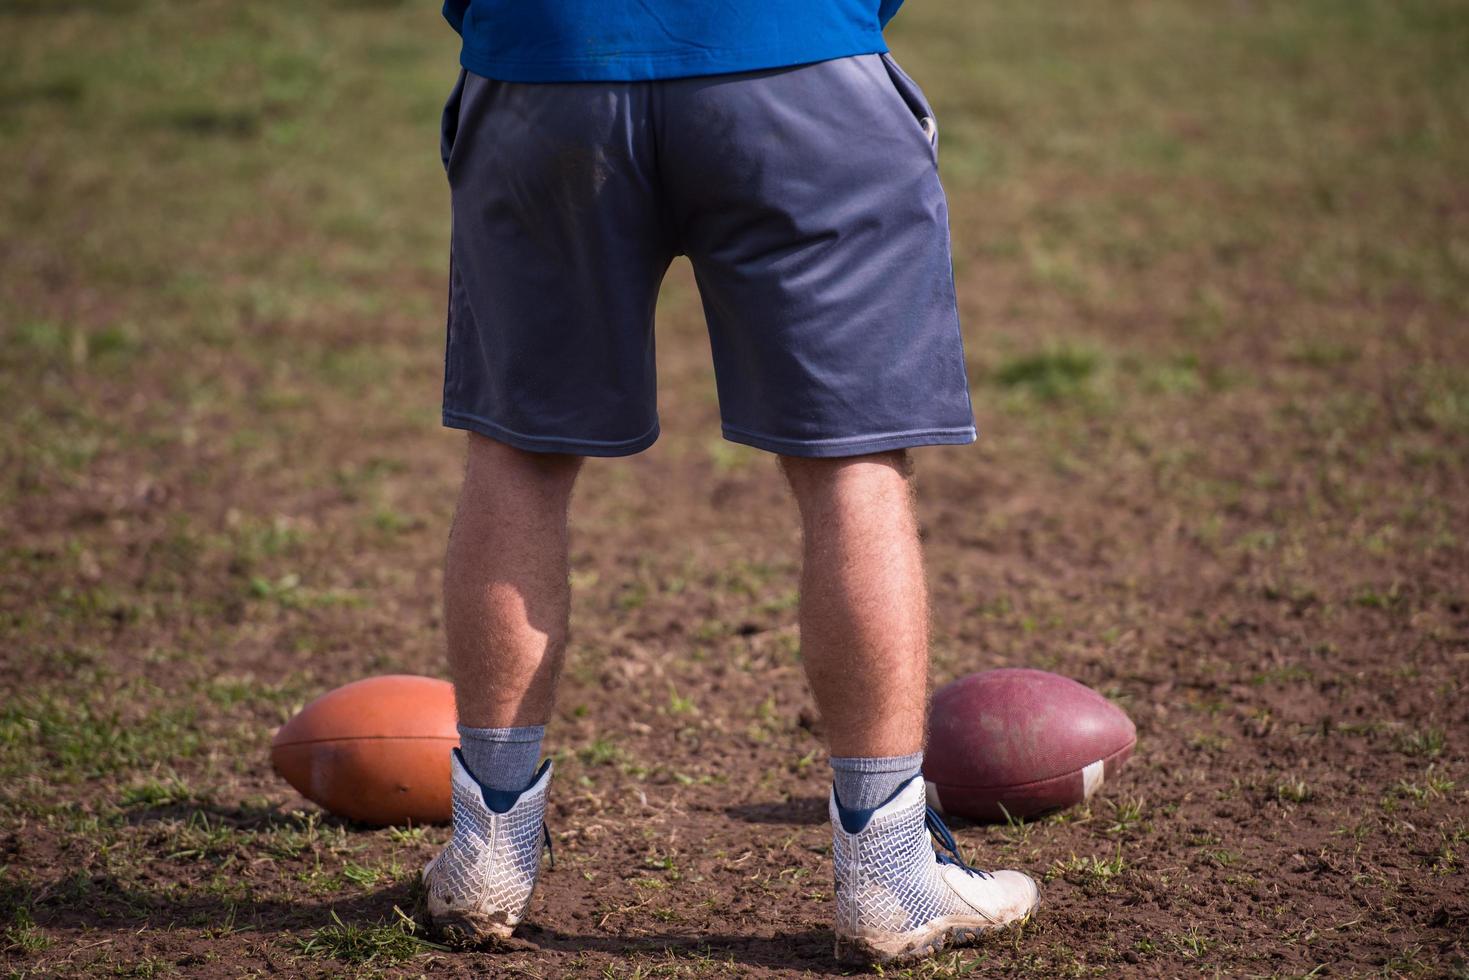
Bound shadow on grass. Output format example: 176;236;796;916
117;799;370;831
14;872;852;974
518;923;848;975
724;796;827;826
13;874;421;934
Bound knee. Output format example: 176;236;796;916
777;449;913;498
465;432;584;494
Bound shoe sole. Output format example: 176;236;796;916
423;907;519;949
833;905;1037;967
419;856;533;950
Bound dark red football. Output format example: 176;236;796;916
923;669;1135;821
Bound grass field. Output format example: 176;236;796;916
3;0;1467;976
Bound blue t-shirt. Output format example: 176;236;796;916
443;0;906;83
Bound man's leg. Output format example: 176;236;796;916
424;432;582;944
445;432;582;731
778;450;928;760
780;449;1039;966
427;65;667;945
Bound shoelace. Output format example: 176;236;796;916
925;806;993;879
542;823;554;870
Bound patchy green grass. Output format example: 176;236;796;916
1399;727;1447;759
298;908;445;966
2;906;52;956
0;688;205;781
993;348;1099;402
1045;849;1128;891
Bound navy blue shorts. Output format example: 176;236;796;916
439;53;975;458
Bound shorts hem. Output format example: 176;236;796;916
443;409;659;457
720;423;977;458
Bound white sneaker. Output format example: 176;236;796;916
829;775;1039;965
421;751;552;945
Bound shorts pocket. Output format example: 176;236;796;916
878;52;939;159
440;68;468;174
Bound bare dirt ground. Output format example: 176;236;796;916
3;1;1467;976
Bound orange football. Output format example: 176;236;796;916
271;674;459;826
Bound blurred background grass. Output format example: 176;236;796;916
2;0;1469;476
3;0;1465;492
